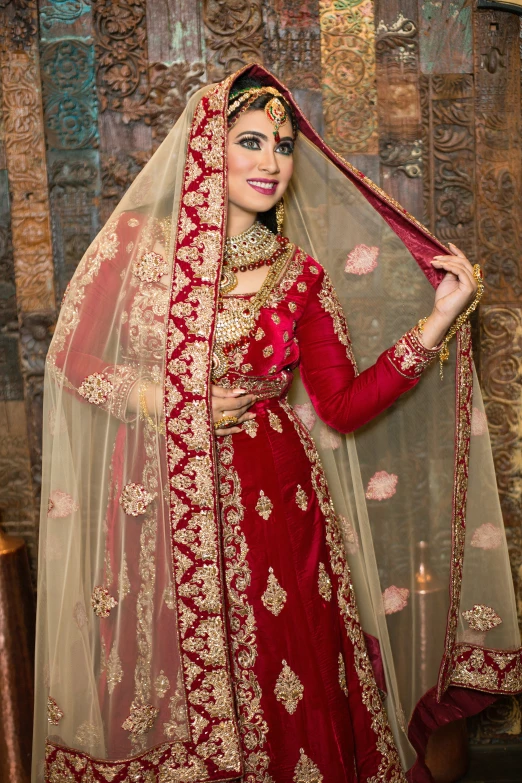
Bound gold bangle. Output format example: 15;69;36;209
214;415;239;430
438;263;484;379
139;383;166;435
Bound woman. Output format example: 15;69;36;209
35;66;522;783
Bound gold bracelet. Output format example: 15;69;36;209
139;383;166;435
416;264;484;379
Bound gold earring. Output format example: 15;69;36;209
276;200;284;235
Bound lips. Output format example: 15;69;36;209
247;179;278;196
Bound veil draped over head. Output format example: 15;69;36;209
34;64;522;782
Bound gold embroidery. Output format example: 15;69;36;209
275;660;304;715
91;586;118;618
255;490;273;520
118;554;131;599
218;436;271;779
462;604;502;632
122;699;159;736
78;372;113;405
262;345;274;358
317;273;357;372
283;331;289;342
317;563;332;602
47;696;63;725
293;748;323;783
154;671;170;699
105;643;123;694
295;485;308;511
268;365;277;374
268;410;283;433
297;282;307;292
271;313;281;324
261;567;287;616
242;419;259;438
338;652;348;697
255;327;265;340
280;399;406;779
289;301;297;312
119;482;154;516
133;250;168;283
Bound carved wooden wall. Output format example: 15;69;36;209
0;0;521;745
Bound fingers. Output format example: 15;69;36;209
211;385;247;399
431;257;476;290
448;242;467;259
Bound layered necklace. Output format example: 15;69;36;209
213;222;294;379
220;221;289;295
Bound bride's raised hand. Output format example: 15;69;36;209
212;385;257;436
419;243;479;349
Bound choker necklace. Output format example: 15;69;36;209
221;222;283;294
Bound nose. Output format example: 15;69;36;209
258;145;280;175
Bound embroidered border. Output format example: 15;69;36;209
448;644;522;693
437;325;473;698
217;436;273;781
279;399;407;782
317;272;358;374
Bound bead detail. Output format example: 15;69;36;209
91;586;118;618
275;660;304;714
255;490;273;520
261;567;287;616
78;372;113;405
462;604;502;632
119;482;154;516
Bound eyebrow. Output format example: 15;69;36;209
236;130;294;143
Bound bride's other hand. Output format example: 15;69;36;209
212;385;257;436
419;243;479;349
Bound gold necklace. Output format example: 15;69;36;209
212;241;295;379
221;222;280;294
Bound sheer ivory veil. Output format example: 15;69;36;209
34;65;521;780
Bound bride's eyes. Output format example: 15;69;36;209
238;136;294;155
239;136;261;150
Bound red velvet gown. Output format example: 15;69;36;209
51;226;436;782
214;246;436;782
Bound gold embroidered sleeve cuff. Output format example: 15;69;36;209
386;327;440;379
106;365;142;422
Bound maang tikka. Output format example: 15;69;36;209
227;87;289;143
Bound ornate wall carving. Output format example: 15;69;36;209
375;2;423;219
474;10;521;302
0;51;55;313
319;0;379;155
421;74;476;263
202;0;264;82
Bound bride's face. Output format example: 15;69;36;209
227;108;294;218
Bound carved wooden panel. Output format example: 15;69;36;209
148;61;206;146
0;401;37;569
203;0;264;82
474;9;521;303
421;74;476;263
375;1;423;219
319;0;379;155
419;0;474;74
0;50;55;313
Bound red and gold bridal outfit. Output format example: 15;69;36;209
213;244;437;782
37;65;522;783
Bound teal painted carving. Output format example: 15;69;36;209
93;0;150;122
48;150;101;298
39;0;89;31
41;39;99;149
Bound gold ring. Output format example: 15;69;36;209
214;415;239;430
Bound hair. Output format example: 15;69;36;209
228;75;298;235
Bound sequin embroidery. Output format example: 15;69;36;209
261;567;287;616
275;660;304;715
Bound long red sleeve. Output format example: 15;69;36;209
296;266;437;433
50;214;142;421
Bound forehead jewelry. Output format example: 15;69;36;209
228;87;289;142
